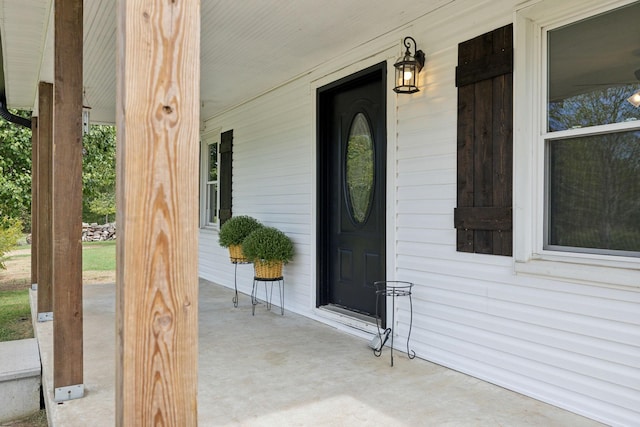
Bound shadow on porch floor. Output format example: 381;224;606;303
33;280;604;426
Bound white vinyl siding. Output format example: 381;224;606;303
199;78;312;311
200;0;640;425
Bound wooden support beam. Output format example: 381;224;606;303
53;0;83;401
30;117;38;288
116;0;200;424
37;82;53;320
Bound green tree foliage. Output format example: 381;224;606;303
0;217;23;269
0;110;32;229
1;113;116;228
82;125;116;224
88;192;116;223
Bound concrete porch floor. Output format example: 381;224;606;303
31;280;605;426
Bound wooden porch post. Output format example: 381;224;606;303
37;82;53;321
52;0;84;401
116;0;200;425
30;117;38;288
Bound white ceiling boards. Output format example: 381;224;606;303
0;0;453;123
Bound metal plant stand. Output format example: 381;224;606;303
373;281;415;366
251;276;284;316
231;258;251;308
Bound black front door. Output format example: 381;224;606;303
318;63;386;321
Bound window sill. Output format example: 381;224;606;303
515;255;640;290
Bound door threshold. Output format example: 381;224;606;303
320;304;377;326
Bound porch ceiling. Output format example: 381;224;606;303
0;0;453;124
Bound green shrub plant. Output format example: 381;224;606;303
242;226;294;265
218;215;262;247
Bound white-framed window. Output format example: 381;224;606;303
543;2;640;258
200;134;219;228
514;0;640;287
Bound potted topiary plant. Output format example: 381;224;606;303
242;226;294;279
218;215;262;263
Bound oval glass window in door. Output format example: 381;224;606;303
346;113;375;224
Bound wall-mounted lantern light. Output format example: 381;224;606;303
393;37;425;94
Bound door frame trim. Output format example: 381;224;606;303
315;61;389;315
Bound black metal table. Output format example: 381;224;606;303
373;281;415;366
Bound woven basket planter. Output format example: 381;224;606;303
253;260;283;279
228;244;248;263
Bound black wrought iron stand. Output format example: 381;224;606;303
231;258;250;308
373;281;415;366
251;276;284;316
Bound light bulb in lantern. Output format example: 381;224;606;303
627;90;640;108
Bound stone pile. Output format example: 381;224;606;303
82;222;116;242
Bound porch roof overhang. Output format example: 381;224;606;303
0;0;453;124
3;1;640;125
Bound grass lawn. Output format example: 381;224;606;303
82;240;116;271
0;240;116;343
0;289;32;341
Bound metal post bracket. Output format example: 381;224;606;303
38;312;53;322
54;384;84;402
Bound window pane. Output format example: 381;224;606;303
547;131;640;254
207;183;218;224
209;143;218;181
547;3;640;132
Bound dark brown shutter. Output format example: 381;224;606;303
454;24;513;256
218;129;233;226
